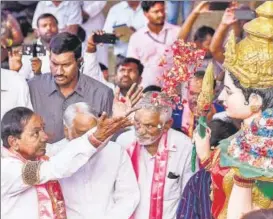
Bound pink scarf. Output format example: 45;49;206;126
2;147;67;219
127;132;169;219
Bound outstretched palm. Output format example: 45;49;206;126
113;83;143;118
222;8;238;26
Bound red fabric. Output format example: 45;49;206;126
210;152;230;218
127;133;169;219
4;148;67;219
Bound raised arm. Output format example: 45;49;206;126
7;13;24;46
64;2;83;35
83;30;106;83
209;7;238;63
193;127;212;168
82;1;106;20
178;1;210;41
2;114;132;196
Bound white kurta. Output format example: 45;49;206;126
32;1;82;30
116;128;195;219
103;1;147;57
80;1;108;67
1;131;100;219
1;68;33;119
46;138;140;219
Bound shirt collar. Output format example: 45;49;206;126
144;22;173;34
139;130;177;152
47;73;85;97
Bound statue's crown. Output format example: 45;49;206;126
223;1;273;89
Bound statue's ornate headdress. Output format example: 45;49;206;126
197;62;215;113
223;1;273;89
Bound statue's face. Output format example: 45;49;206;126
218;71;253;120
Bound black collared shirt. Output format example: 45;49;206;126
28;73;113;143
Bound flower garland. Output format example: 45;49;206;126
227;108;273;170
152;40;206;108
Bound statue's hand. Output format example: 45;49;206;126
193;127;211;161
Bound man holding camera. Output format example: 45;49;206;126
16;13;58;79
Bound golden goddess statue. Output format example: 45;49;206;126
194;2;273;219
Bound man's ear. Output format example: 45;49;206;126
144;11;149;19
249;93;263;112
77;57;84;69
114;74;118;85
164;119;173;131
8;136;19;150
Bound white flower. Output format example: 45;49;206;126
234;148;241;158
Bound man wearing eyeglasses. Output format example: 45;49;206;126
116;91;195;219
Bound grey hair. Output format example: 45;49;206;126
136;91;173;123
63;102;97;128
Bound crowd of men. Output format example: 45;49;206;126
1;1;272;219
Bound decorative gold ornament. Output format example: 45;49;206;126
250;105;260;113
223;1;273;89
14;146;19;151
197;62;215;114
22;161;42;186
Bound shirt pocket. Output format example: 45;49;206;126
164;176;181;201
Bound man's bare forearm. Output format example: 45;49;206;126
178;12;199;41
209;23;229;63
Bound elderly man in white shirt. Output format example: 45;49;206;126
32;1;82;35
47;102;140;219
103;1;146;60
1;68;33;119
127;1;180;88
1;106;131;219
116;91;195;219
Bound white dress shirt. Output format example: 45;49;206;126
127;22;180;88
1;131;100;219
1;68;33;119
47;138;140;219
103;1;146;57
32;1;82;30
80;1;108;67
116;128;195;219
